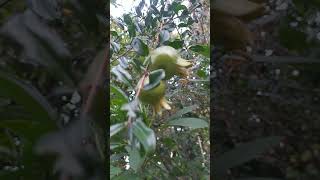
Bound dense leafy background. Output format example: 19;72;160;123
110;0;210;179
213;0;320;179
0;0;107;179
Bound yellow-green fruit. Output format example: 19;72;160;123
149;46;192;79
138;80;171;115
139;81;166;105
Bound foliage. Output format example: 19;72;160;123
0;0;107;179
110;0;210;179
212;0;284;180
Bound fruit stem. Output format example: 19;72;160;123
127;62;150;144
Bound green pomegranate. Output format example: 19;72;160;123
149;46;192;80
138;78;171;115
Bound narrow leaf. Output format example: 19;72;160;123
132;119;156;154
167;118;208;129
213;136;282;178
110;123;126;137
132;38;149;56
168;105;198;120
0;71;57;121
143;69;165;91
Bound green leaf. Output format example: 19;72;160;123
111;85;128;104
168;105;198;120
132;38;149;56
152;0;158;6
1;11;74;86
110;123;126;137
159;30;170;43
68;0;104;34
143;69;165;91
111;31;118;37
189;45;210;57
145;12;153;28
213;136;282;178
123;14;133;26
151;5;160;15
0;119;54;141
187;17;194;25
164;39;184;49
171;2;187;14
0;71;57;122
132;119;156;154
110;165;122;178
111;65;132;86
128;24;136;37
111;41;121;53
112;171;140;180
197;69;207;78
167;118;208;129
128;147;143;172
178;23;188;27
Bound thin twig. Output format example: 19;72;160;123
127;63;150;142
82;48;108;118
111;46;133;63
197;134;206;167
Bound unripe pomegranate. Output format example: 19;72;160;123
149;46;192;79
138;77;171;116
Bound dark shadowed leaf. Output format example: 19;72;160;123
132;119;156;154
0;71;57;121
145;12;153;28
159;30;170;44
0;119;55;141
123;14;133;26
80;48;107;97
35;116;105;178
132;38;149;56
168;105;198;120
189;45;210;57
213;136;282;178
178;23;188;27
151;0;158;6
237;178;283;180
68;0;105;34
123;15;136;37
27;0;63;20
167;118;208;129
164;39;184;49
151;5;160;15
143;69;165;91
278;24;309;52
171;2;187;14
0;10;74;86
